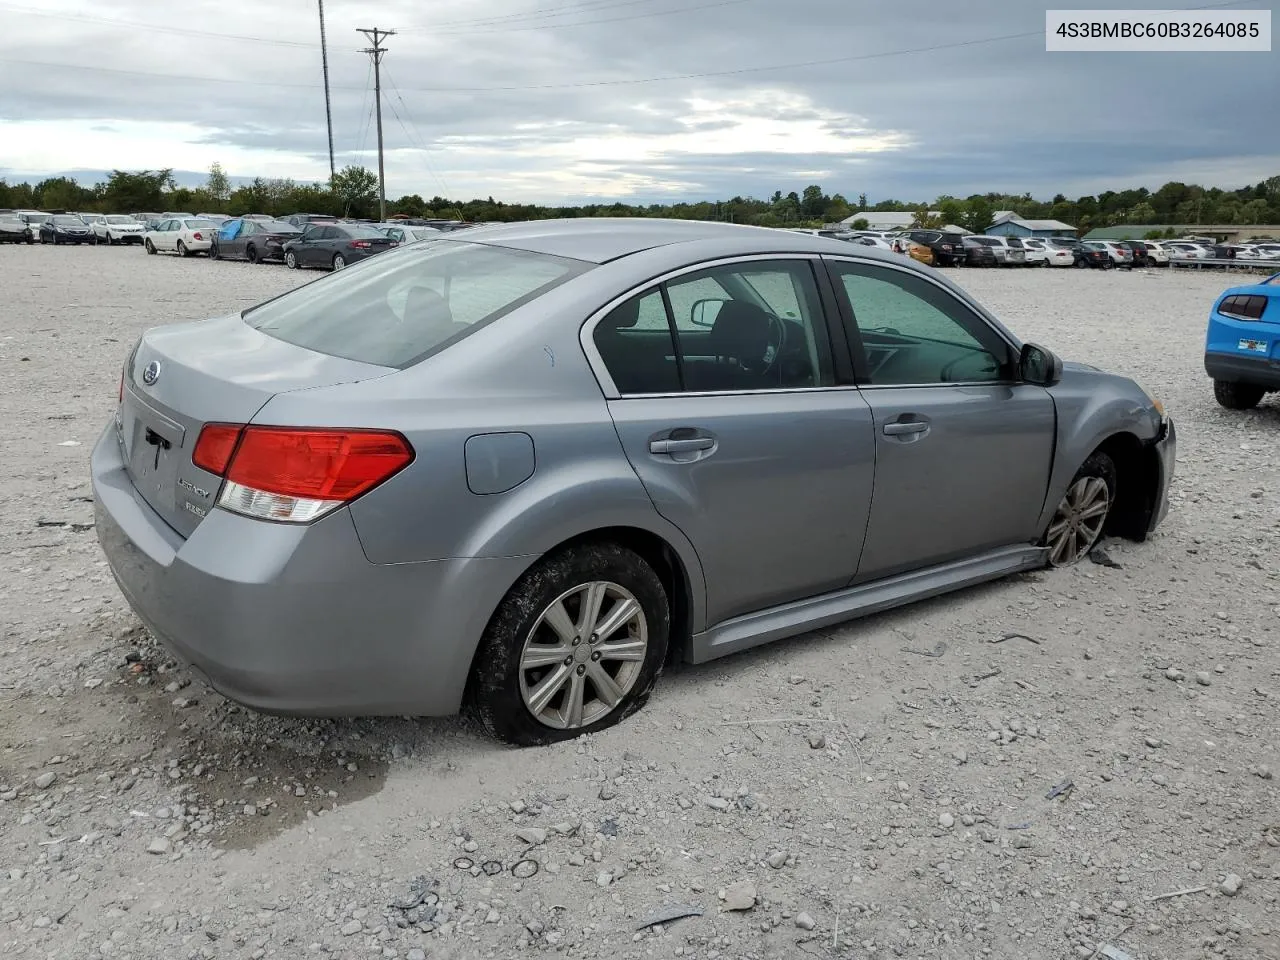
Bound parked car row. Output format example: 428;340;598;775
0;209;475;272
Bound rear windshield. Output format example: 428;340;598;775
244;241;588;368
971;237;998;246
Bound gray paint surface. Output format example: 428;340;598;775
92;218;1175;717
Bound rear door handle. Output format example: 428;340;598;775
882;421;929;436
649;437;715;454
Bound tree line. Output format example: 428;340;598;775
2;164;1278;235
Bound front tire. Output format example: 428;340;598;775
284;251;298;269
1045;452;1116;567
471;542;670;746
177;240;190;257
145;239;156;255
1214;379;1265;410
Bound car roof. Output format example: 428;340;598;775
443;217;873;265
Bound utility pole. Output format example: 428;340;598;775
318;0;335;187
357;26;395;222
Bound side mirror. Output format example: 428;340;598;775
1019;342;1062;387
690;298;727;327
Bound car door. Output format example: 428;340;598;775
823;256;1056;583
304;226;333;265
592;256;877;628
234;221;257;258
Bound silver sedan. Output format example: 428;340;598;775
92;219;1175;745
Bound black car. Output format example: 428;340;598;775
282;223;398;271
961;236;997;267
905;229;967;266
0;216;30;243
1116;241;1150;268
39;215;93;245
211;218;302;263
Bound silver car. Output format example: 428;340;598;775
92;219;1175;744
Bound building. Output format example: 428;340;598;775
1084;224;1280;242
984;212;1077;238
838;211;940;231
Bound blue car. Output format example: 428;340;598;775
1205;272;1280;409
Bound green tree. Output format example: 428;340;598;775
800;184;828;219
101;169;170;212
206;162;231;205
332;165;379;218
1127;202;1157;224
911;206;944;229
937;197;965;228
34;176;87;211
963;197;994;234
850;218;869;230
857;193;867;210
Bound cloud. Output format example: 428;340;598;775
0;0;1276;203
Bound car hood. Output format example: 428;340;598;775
1062;360;1102;373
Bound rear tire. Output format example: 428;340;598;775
1214;379;1265;410
246;244;258;264
1044;451;1116;567
471;542;670;746
177;240;189;257
332;253;346;271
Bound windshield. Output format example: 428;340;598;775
105;216;135;224
262;221;300;233
51;215;84;225
25;214;50;223
244;241;589;368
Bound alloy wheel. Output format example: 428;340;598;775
517;581;649;730
332;254;346;271
1046;476;1110;566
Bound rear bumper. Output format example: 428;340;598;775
1148;416;1176;534
91;424;531;716
1205;351;1280;390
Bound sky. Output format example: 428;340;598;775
0;0;1277;205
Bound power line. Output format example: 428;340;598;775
0;0;1256;94
417;0;758;36
0;32;1041;92
382;63;454;198
357;26;395;221
428;0;678;28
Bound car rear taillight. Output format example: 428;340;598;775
349;240;372;249
192;425;413;523
192;232;204;241
192;423;244;475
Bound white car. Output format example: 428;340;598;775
1251;242;1280;260
374;222;444;244
1139;241;1170;266
853;235;895;251
970;235;1027;266
1165;241;1215;261
94;214;146;245
143;217;220;257
1036;238;1076;267
14;210;50;242
1019;238;1051;267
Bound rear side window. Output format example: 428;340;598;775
1006;238;1024;248
244;241;587;368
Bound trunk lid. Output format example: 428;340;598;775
120;313;393;538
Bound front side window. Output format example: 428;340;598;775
245;240;586;368
593;259;835;395
831;261;1010;386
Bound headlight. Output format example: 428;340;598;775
1140;385;1165;417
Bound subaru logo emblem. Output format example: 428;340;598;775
142;361;161;386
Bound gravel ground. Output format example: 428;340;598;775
1;246;1278;960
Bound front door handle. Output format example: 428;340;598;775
882;421;929;436
649;437;715;454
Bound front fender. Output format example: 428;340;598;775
1039;371;1163;534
